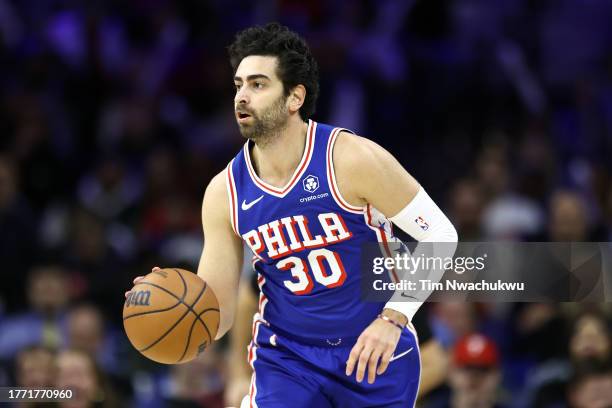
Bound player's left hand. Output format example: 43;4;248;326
346;310;406;384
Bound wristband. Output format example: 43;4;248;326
377;314;405;330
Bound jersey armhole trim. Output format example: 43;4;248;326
326;127;366;214
225;160;241;237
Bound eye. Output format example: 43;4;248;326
234;83;242;91
254;81;264;89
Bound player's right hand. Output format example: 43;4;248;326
124;267;161;298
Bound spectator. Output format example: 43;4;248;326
65;303;126;380
0;266;70;360
63;207;128;318
548;190;590;241
430;302;477;348
0;154;38;312
55;348;120;408
567;361;612;408
449;179;486;241
426;333;507;408
15;345;56;388
526;310;612;407
13;345;57;408
159;343;225;408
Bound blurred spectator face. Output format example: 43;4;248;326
67;305;104;355
146;149;178;197
476;144;508;199
71;209;105;261
0;156;17;211
568;372;612;408
16;347;55;388
548;191;587;241
96;159;123;192
169;343;225;401
233;56;289;140
449;334;501;408
450;179;484;238
56;350;100;408
434;303;476;340
570;314;611;362
27;267;69;316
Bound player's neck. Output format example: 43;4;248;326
250;118;308;188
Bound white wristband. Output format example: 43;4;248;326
384;301;422;324
384;186;458;321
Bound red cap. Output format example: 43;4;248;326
453;334;499;368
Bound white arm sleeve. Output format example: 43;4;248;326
384;186;458;322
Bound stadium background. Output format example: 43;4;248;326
0;0;611;407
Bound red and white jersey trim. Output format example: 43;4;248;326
243;119;316;198
326;127;366;214
225;160;240;237
256;273;268;321
246;341;259;408
365;204;401;283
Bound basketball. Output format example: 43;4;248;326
123;268;219;364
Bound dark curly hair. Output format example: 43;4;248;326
228;23;319;121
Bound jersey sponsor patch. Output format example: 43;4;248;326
302;174;320;193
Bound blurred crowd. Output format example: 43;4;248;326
0;0;611;407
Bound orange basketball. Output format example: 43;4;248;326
123;268;219;364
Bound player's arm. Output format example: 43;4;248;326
336;132;457;383
196;171;244;340
225;279;258;406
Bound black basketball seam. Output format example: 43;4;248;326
164;270;217;330
123;298;183;320
173;268;188;299
176;308;219;363
129;281;213;326
137;281;206;353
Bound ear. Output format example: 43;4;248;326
287;85;306;113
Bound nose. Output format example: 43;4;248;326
235;85;249;106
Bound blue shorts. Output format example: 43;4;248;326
243;322;421;408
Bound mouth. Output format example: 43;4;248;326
236;111;252;123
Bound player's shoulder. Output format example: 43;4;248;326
333;130;389;171
202;170;230;214
206;170;228;197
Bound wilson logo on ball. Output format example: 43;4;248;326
152;270;168;278
125;290;151;307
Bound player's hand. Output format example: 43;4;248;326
346;311;405;384
124;267;161;298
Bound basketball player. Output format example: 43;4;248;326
130;23;457;407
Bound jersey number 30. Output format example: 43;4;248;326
276;248;347;295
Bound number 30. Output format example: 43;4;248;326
276;248;347;295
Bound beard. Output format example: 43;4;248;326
237;94;289;141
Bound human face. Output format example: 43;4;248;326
570;315;611;361
449;366;500;407
17;349;55;388
569;374;612;408
56;351;98;408
233;56;289;140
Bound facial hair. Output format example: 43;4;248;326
237;94;289;143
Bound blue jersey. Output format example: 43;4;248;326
226;120;398;344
